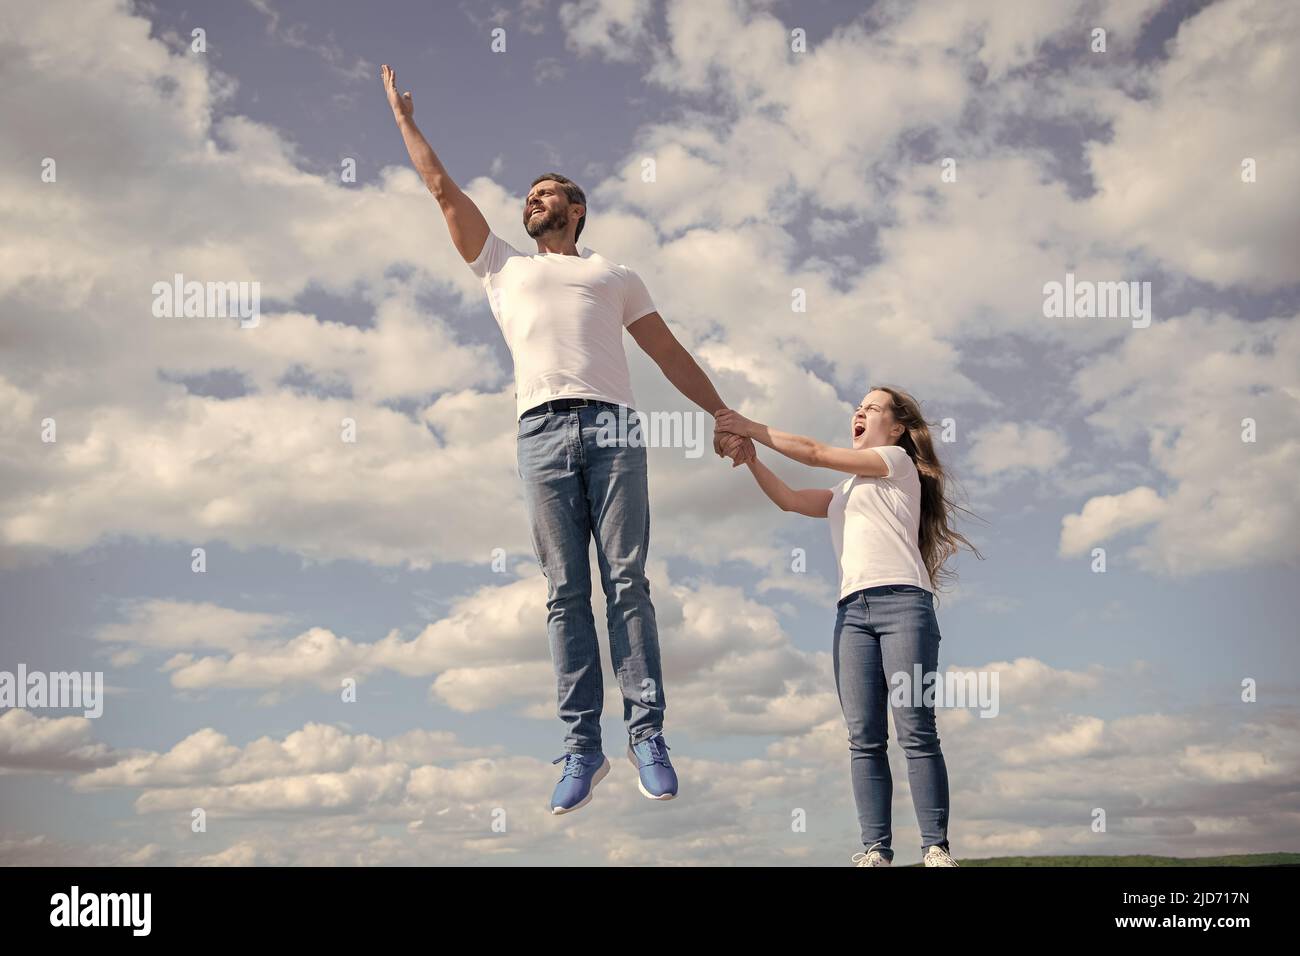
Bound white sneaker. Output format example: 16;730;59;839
851;841;892;867
923;844;959;867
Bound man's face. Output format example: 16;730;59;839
523;180;577;238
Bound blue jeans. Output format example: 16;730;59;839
833;585;950;860
516;401;664;754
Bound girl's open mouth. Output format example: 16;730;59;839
853;423;865;439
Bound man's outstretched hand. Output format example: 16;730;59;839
381;64;414;121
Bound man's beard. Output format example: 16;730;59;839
525;205;567;238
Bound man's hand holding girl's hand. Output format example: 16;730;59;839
714;409;758;467
715;408;758;439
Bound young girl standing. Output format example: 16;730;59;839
716;386;979;867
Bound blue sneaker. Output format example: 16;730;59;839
549;752;609;815
627;733;677;800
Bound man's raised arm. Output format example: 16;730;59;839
381;64;489;264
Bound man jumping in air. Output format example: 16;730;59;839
382;65;755;814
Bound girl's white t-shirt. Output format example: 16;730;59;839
827;444;932;601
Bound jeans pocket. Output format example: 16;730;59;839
517;413;548;440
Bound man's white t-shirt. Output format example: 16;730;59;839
468;230;657;419
827;444;932;601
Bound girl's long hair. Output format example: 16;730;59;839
870;384;983;592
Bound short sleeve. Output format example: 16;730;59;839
872;444;913;479
621;266;657;327
468;231;522;279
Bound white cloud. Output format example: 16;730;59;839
1086;0;1300;289
0;710;118;773
1001;714;1106;764
96;599;287;657
1065;310;1300;573
0;0;530;569
0;834;165;866
9;0;1284;579
0;383;530;567
12;669;1300;863
559;0;653;61
75;721;495;790
1059;486;1166;556
130;568;839;738
968;422;1069;477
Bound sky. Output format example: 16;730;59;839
0;0;1297;866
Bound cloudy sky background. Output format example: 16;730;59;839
1;0;1297;865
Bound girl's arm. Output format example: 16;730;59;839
746;456;832;518
716;410;890;478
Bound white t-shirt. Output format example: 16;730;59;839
468;231;657;419
827;444;932;601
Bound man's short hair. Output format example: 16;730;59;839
530;172;586;241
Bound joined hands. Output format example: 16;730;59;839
713;409;758;467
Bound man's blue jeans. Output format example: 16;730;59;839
517;401;665;754
833;584;950;860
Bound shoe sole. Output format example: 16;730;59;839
550;757;610;815
626;747;677;801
